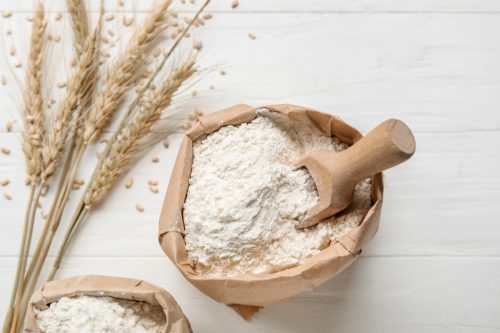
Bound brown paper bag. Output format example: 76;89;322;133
24;275;192;333
158;104;384;319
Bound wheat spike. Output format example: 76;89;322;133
22;2;46;185
66;0;89;56
84;56;196;205
42;24;101;181
82;0;173;144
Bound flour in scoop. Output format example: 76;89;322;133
183;109;372;276
35;295;166;333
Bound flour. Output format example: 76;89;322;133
35;295;166;333
183;109;372;276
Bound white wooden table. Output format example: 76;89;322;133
1;1;500;332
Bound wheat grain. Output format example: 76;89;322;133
135;203;144;212
105;14;115;22
66;0;89;56
22;2;46;185
2;11;13;18
151;156;159;163
231;0;239;9
83;0;173;144
162;139;169;148
220;68;226;75
3;192;12;200
9;45;16;56
148;179;158;186
123;15;134;27
54;12;63;21
149;185;159;193
248;32;256;40
125;178;133;189
5;121;13;132
193;39;202;50
1;147;11;155
0;179;9;186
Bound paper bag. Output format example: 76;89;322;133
24;275;192;333
158;104;384;319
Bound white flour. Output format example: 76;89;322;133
183;110;372;276
35;295;166;333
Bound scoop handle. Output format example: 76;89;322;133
336;119;416;184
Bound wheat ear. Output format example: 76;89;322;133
85;56;196;205
66;0;89;56
82;0;172;144
22;2;46;186
42;27;100;181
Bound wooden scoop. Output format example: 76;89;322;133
294;119;416;229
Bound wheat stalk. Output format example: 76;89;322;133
66;0;89;56
82;0;172;144
5;4;47;332
85;56;196;205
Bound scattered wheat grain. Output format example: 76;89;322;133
118;0;125;6
9;45;16;56
248;32;256;40
202;13;212;20
219;69;226;75
1;147;11;155
0;179;9;186
149;185;159;193
105;13;115;22
151;156;159;163
125;178;133;189
26;15;34;22
231;0;239;9
147;179;158;186
193;39;202;50
3;192;12;200
54;12;63;21
57;82;67;89
123;15;134;27
5;121;13;132
135;203;144;212
2;11;12;18
162;139;169;148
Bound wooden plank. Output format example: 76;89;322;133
0;257;499;332
1;13;500;133
2;0;500;13
0;130;499;257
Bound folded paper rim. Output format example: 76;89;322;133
158;104;384;312
24;275;192;333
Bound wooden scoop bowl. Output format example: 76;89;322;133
294;119;416;229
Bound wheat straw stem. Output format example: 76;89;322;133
83;0;173;144
2;186;35;333
66;0;89;56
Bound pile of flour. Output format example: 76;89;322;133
35;295;166;333
183;109;372;276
